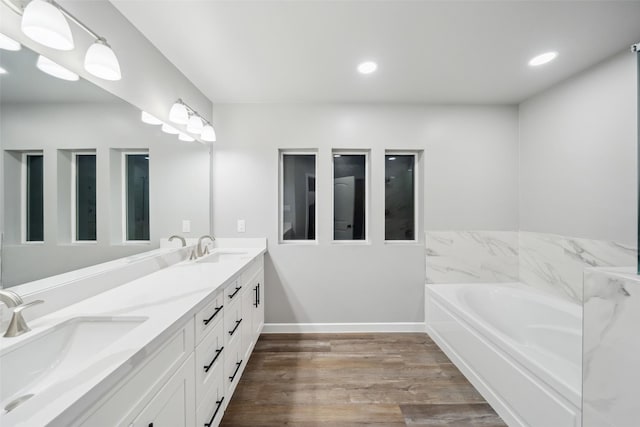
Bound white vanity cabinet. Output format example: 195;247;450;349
67;254;265;427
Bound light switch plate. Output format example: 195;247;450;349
237;219;246;233
182;220;191;233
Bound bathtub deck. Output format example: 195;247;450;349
221;333;506;426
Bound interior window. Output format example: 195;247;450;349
75;154;97;241
333;154;366;241
25;154;44;242
281;153;316;241
385;154;416;241
125;153;150;241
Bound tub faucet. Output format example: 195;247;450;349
197;235;215;258
169;235;187;247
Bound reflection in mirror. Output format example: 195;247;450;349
281;153;316;241
385;154;416;241
333;154;366;240
0;43;210;288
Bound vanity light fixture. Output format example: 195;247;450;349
36;54;79;81
169;99;189;124
3;0;122;80
178;132;195;142
0;32;21;51
186;114;204;134
161;122;180;135
528;51;558;67
200;124;216;142
141;111;162;125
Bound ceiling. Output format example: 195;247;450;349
111;0;640;105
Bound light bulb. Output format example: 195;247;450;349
85;39;121;81
528;52;558;67
187;114;204;134
21;0;74;51
201;124;216;142
0;33;21;51
141;111;162;125
169;101;189;124
178;132;195;142
357;61;377;74
36;55;79;81
161;123;179;135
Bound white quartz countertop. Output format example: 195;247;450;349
0;244;266;427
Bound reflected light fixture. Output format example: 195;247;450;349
141;111;162;125
528;51;558;67
161;122;179;135
357;61;377;74
169;100;189;124
187;114;204;134
0;66;7;74
36;54;79;81
84;38;121;81
21;0;74;50
178;132;195;142
201;124;216;142
0;33;21;51
387;156;396;161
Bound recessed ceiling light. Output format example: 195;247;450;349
528;51;558;67
357;61;377;75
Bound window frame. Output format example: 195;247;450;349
122;150;151;244
278;149;319;245
331;150;370;244
21;151;44;244
71;150;97;244
383;150;419;244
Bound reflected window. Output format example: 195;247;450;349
385;154;416;241
281;153;316;241
25;153;44;242
125;153;150;241
333;153;366;241
74;153;96;241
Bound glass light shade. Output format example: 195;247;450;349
141;111;162;125
36;55;79;81
187;115;204;134
21;0;74;51
0;33;21;51
161;123;179;134
84;39;121;81
178;132;195;142
201;124;216;142
169;101;189;124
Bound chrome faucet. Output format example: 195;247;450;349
0;290;44;337
169;235;187;247
197;235;215;258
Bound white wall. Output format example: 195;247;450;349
1;102;210;286
211;104;519;324
519;51;637;246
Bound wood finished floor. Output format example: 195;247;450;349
221;333;506;426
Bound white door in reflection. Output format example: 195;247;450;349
334;176;355;240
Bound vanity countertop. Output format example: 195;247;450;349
0;243;266;427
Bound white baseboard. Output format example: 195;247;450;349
262;322;426;333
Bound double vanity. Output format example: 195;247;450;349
0;239;266;427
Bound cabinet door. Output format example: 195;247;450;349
251;270;265;342
241;285;254;359
131;354;195;427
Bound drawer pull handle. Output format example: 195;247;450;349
257;283;260;306
254;285;259;308
228;286;242;300
203;305;223;326
229;360;243;382
204;396;224;427
203;347;224;373
228;318;242;336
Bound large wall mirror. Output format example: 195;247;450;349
0;45;211;288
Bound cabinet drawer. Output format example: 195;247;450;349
196;360;225;427
195;318;225;404
224;298;243;346
224;336;244;397
224;278;243;303
195;292;224;344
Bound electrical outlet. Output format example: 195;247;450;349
237;219;246;233
182;220;191;233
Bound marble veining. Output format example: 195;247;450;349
425;231;518;284
519;232;636;303
583;267;639;427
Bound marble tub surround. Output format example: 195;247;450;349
425;231;519;284
519;232;636;303
583;267;639;427
0;240;266;427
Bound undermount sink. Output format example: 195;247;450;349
196;250;251;264
0;316;147;412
